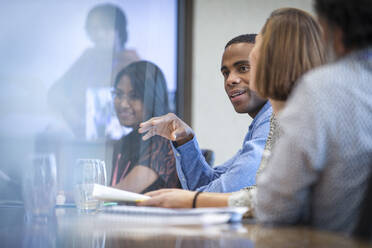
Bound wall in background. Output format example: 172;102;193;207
191;0;313;164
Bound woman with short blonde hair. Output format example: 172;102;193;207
255;8;325;101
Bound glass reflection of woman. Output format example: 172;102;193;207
111;61;180;193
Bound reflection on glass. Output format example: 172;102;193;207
23;217;57;248
48;3;140;139
59;230;106;248
103;236;254;248
176;237;254;248
111;61;180;193
0;0;178;206
86;87;130;140
22;154;57;222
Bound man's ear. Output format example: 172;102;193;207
333;26;347;57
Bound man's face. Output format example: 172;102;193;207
221;42;267;116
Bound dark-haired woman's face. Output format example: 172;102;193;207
113;75;144;127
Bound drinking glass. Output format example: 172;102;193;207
73;159;107;212
22;153;57;221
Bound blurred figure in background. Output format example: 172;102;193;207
111;61;180;193
48;3;139;139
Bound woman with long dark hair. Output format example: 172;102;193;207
111;61;180;193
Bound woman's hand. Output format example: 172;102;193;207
138;113;194;146
137;188;196;208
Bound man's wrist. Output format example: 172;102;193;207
174;133;194;147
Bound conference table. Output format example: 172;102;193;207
1;206;371;248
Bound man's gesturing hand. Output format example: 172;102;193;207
138;113;194;146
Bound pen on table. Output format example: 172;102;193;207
104;202;118;207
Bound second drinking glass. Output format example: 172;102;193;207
73;159;107;212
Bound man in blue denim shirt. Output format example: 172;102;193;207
139;34;272;193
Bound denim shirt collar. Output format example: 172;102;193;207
249;101;272;130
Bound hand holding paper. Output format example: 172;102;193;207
92;184;150;202
137;188;195;208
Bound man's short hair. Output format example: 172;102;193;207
314;0;372;49
225;34;257;49
255;8;326;101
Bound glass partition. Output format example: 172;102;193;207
0;0;180;202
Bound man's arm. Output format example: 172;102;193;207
175;118;270;193
139;111;271;193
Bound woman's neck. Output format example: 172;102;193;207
269;99;286;115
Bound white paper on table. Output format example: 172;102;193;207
92;184;150;202
103;205;248;224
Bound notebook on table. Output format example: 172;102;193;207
92;184;247;225
104;205;247;223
